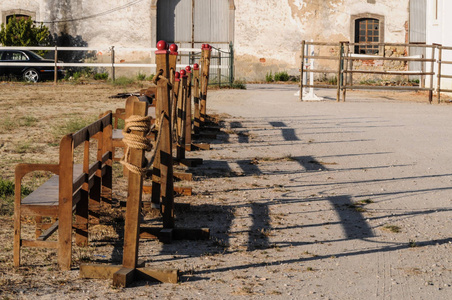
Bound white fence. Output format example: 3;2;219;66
0;45;231;82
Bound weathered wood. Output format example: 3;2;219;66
184;68;193;151
193;65;201;134
113;267;135;288
176;71;188;160
173;172;193;181
155;44;175;229
200;45;212;125
122;99;148;270
140;227;210;241
190;143;211;151
22;240;58;249
142;185;192;196
14;114;113;270
80;264;123;279
136;268;179;284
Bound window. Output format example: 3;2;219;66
2;51;28;61
6;14;30;24
355;18;380;55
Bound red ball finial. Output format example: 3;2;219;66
175;72;180;79
193;63;199;70
202;44;206;49
169;43;178;52
185;66;191;72
180;69;186;77
157;40;167;51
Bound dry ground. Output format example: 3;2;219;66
1;82;452;299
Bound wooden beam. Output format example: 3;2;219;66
122;99;148;270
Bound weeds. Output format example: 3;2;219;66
265;71;273;82
274;71;290;82
383;225;401;233
136;73;147;81
93;72;109;80
111;76;135;87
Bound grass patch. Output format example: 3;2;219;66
111;76;136;87
93;72;109;80
20;116;38;127
383;225;401;233
52;116;96;140
0;178;33;216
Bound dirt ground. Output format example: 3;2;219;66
1;82;452;299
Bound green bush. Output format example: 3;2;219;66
274;71;290;82
0;17;50;56
265;71;274;82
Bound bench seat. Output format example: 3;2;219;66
22;165;83;206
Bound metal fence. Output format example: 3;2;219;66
300;40;441;103
0;43;234;85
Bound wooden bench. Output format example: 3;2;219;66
14;113;113;271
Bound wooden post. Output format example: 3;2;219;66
111;46;115;82
429;45;436;104
58;135;74;271
193;63;201;134
177;69;188;160
200;44;212;125
300;40;305;102
437;45;442;104
121;99;148;271
337;42;344;102
184;66;193;151
154;41;175;229
342;42;349;102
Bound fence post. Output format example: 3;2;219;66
218;50;221;88
229;42;234;86
300;40;305;102
337;42;344;102
429;45;436;104
111;46;115;82
54;45;58;85
342;42;349;102
437;45;442;104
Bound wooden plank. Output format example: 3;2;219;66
37;220;59;241
143;185;192;196
173;172;193;181
80;264;122;279
73;113;111;148
122;99;148;270
136;267;179;284
20;205;59;217
191;143;211;151
22;240;58;249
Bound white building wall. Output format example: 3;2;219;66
234;0;409;80
1;0;410;80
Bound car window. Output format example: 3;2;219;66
2;51;28;61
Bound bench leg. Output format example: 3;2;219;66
76;189;89;247
13;209;21;268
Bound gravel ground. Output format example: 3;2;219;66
1;83;452;299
